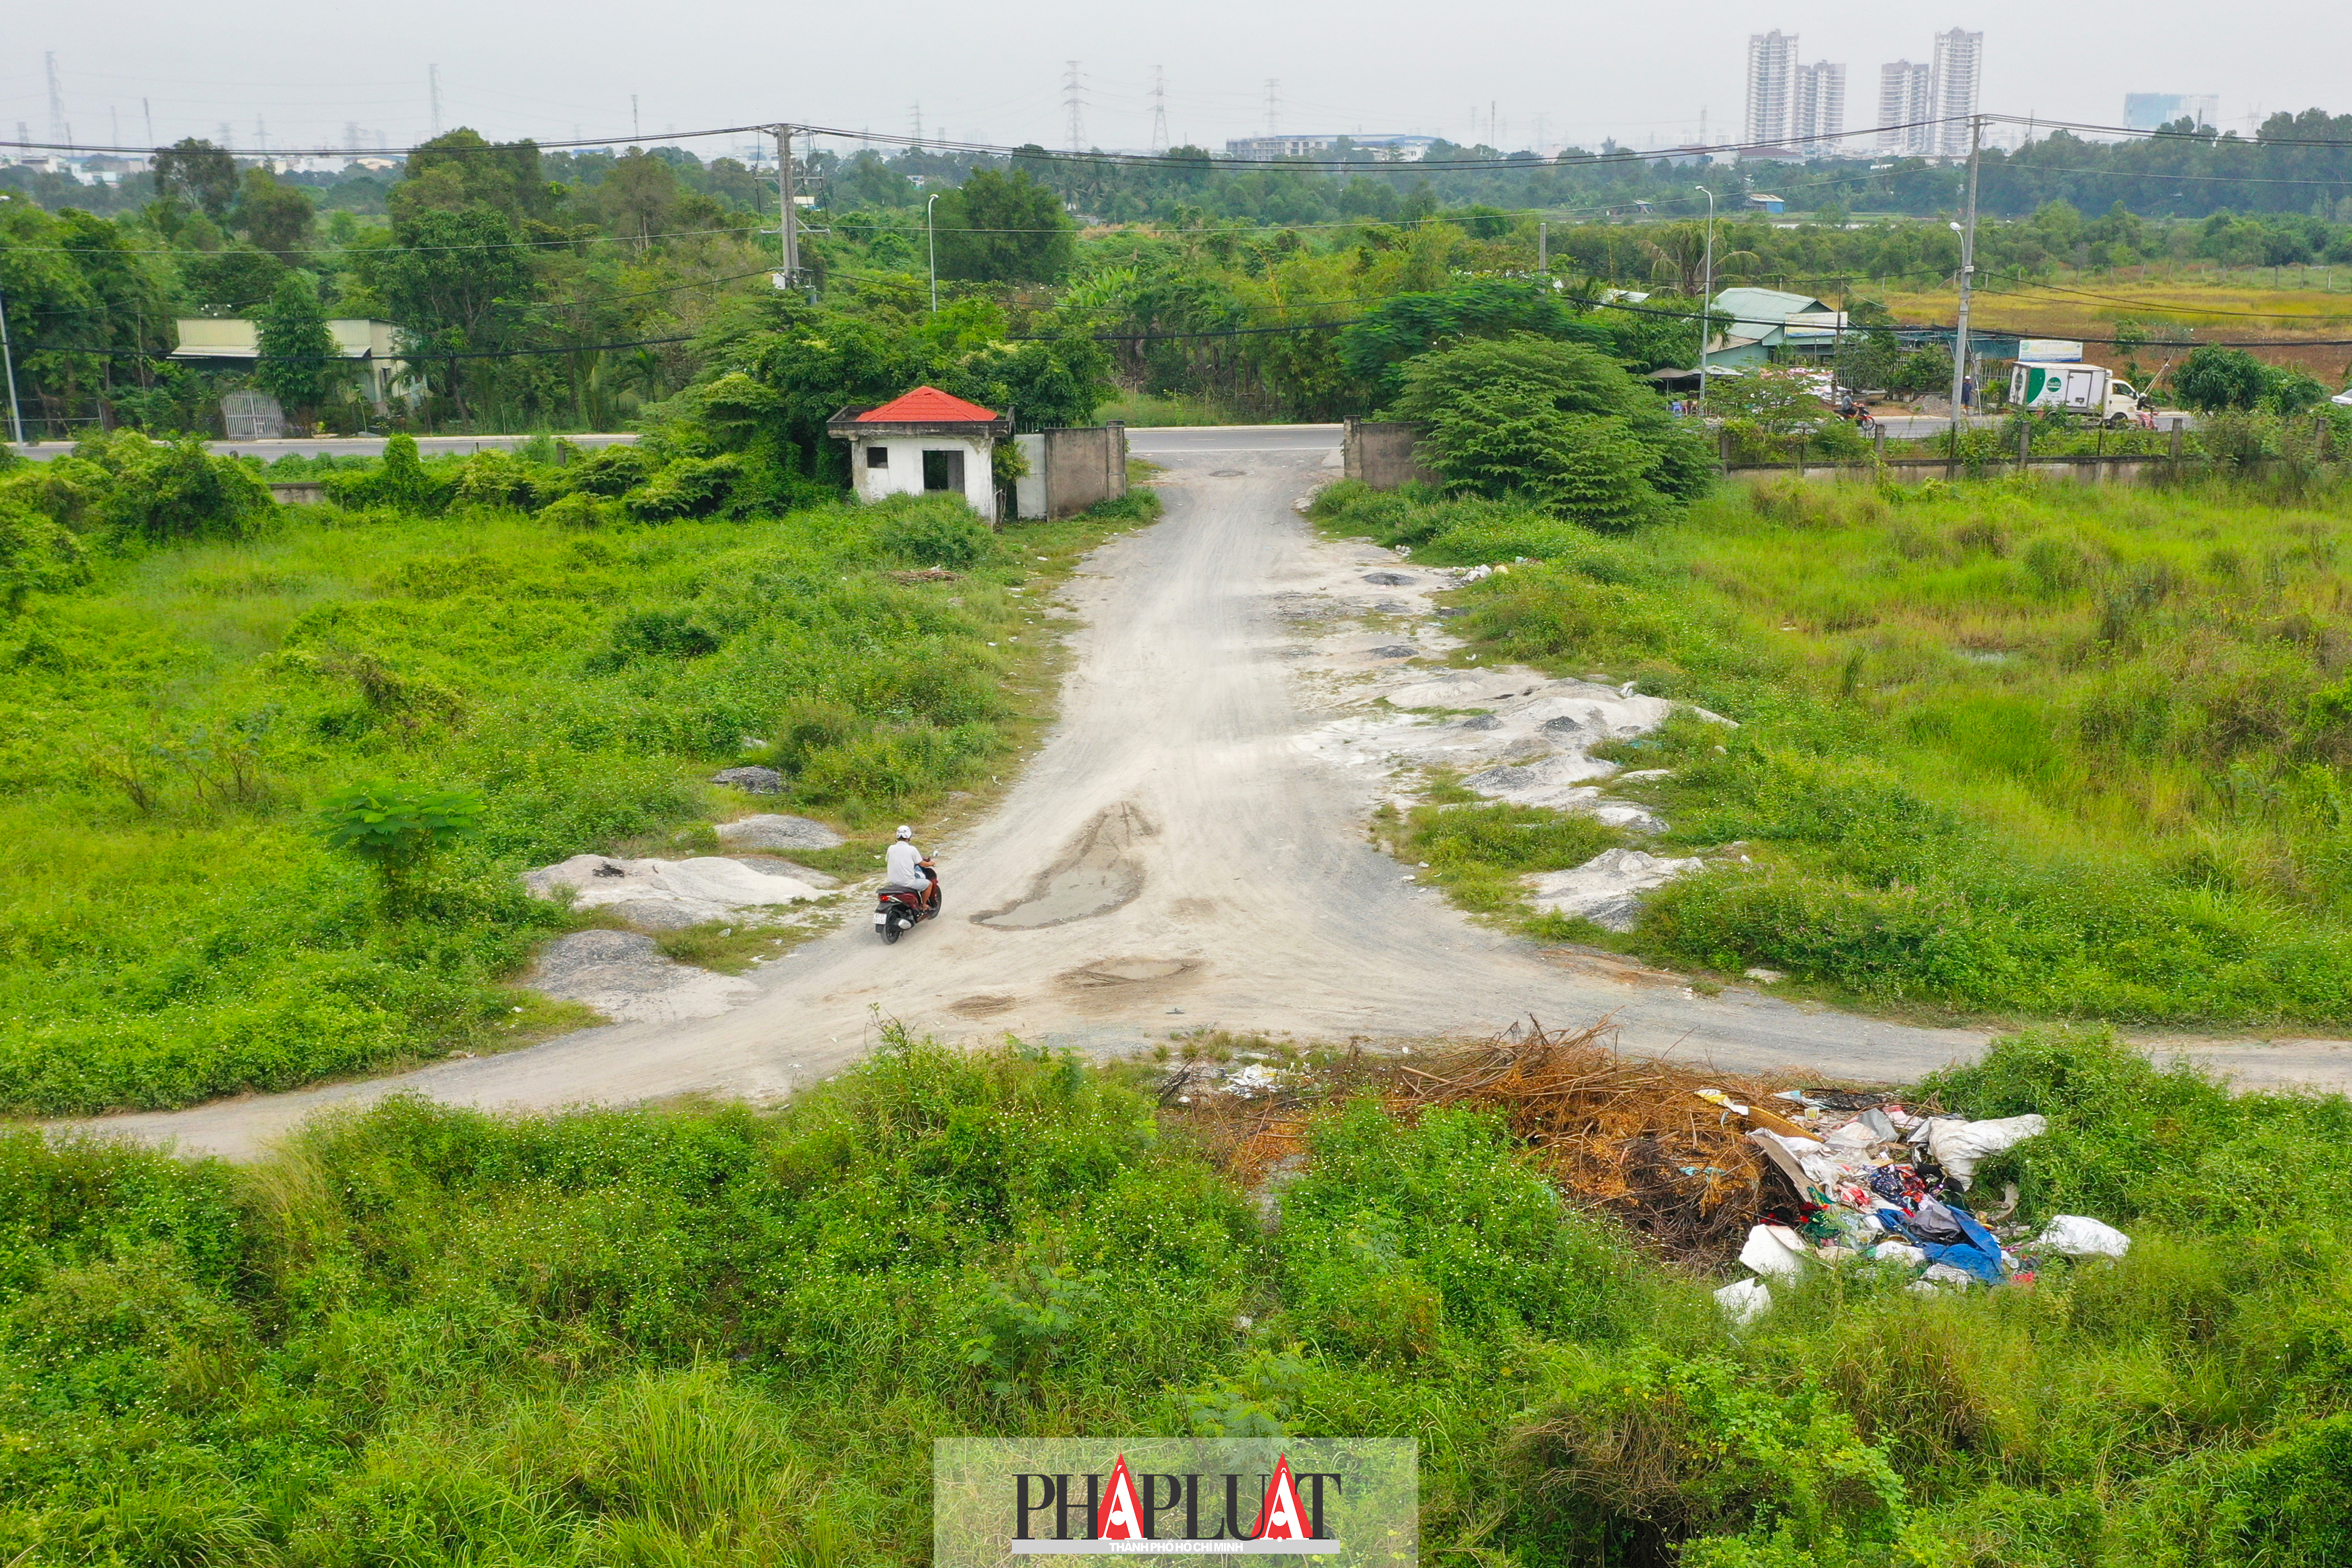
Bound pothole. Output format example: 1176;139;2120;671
1210;469;1249;477
1060;958;1196;989
948;993;1019;1017
974;802;1154;929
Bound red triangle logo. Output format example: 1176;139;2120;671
1253;1455;1312;1541
1098;1455;1145;1541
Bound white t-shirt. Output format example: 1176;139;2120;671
885;841;927;887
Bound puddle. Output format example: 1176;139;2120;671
975;802;1153;928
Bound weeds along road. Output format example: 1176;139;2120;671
83;440;2352;1158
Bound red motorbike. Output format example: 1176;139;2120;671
873;862;941;943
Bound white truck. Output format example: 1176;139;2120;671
2008;360;2146;425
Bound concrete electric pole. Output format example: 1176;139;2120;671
774;125;799;285
1947;114;1982;448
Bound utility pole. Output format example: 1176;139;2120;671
927;191;941;313
1539;220;1550;273
0;281;26;446
1694;185;1717;417
774;125;799;284
1948;114;1982;448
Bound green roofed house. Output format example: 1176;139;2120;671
1703;287;1847;371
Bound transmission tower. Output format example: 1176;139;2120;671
1063;61;1086;152
1149;66;1170;153
429;65;443;135
45;53;70;147
1265;79;1280;138
911;102;922;148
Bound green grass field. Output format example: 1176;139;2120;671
1317;475;2352;1026
3;1028;2347;1567
0;489;1154;1115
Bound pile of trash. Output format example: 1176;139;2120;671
1709;1084;2130;1325
1158;1021;2133;1294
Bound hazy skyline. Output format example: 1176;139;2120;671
9;0;2344;159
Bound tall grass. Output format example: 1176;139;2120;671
0;491;1152;1114
1317;475;2352;1026
1;1030;2346;1565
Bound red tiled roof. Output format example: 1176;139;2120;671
854;385;1000;423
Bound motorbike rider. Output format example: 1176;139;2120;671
883;825;937;909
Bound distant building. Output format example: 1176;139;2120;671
169;318;415;413
1743;31;1799;149
1929;28;1984;157
2123;92;2217;131
1877;62;1932;155
1704;287;1846;369
1792;61;1847;155
1748;194;1787;215
1222;133;1435;162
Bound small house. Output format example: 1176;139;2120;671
1703;287;1848;370
827;386;1011;522
171;317;416;413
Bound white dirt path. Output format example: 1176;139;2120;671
77;447;2352;1158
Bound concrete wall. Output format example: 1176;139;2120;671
1014;424;1129;520
1342;419;1441;490
846;434;997;521
1724;455;2268;487
266;481;328;505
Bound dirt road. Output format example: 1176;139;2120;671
84;444;2352;1158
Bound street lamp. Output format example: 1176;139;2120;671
1694;185;1716;418
927;192;942;314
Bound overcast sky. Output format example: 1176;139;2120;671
10;0;2345;162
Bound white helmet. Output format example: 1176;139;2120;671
896;824;914;840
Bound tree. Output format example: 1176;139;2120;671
598;149;678;248
1394;335;1712;527
153;138;238;218
1339;280;1614;407
397;128;553;223
254;271;336;423
365;207;533;421
933;170;1075;284
231;168;315;258
319;781;483;913
2172;346;2271;412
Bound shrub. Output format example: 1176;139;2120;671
1393;335;1712;527
318;781;486;913
880;496;1008;569
80;431;272;542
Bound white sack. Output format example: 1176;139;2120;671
1713;1277;1773;1326
1738;1223;1812;1280
1926;1114;2048;1187
2034;1214;2131;1259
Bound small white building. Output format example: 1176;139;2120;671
827;386;1010;522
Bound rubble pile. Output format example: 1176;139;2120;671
1160;1021;2132;1293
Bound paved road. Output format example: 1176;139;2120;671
77;443;2351;1159
4;432;641;463
1127;424;1344;456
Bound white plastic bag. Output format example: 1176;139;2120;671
1870;1240;1927;1266
2034;1214;2130;1258
1926;1114;2048;1187
1713;1277;1773;1326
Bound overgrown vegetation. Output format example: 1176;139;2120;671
1;1028;2345;1565
0;443;1154;1115
1319;474;2352;1026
